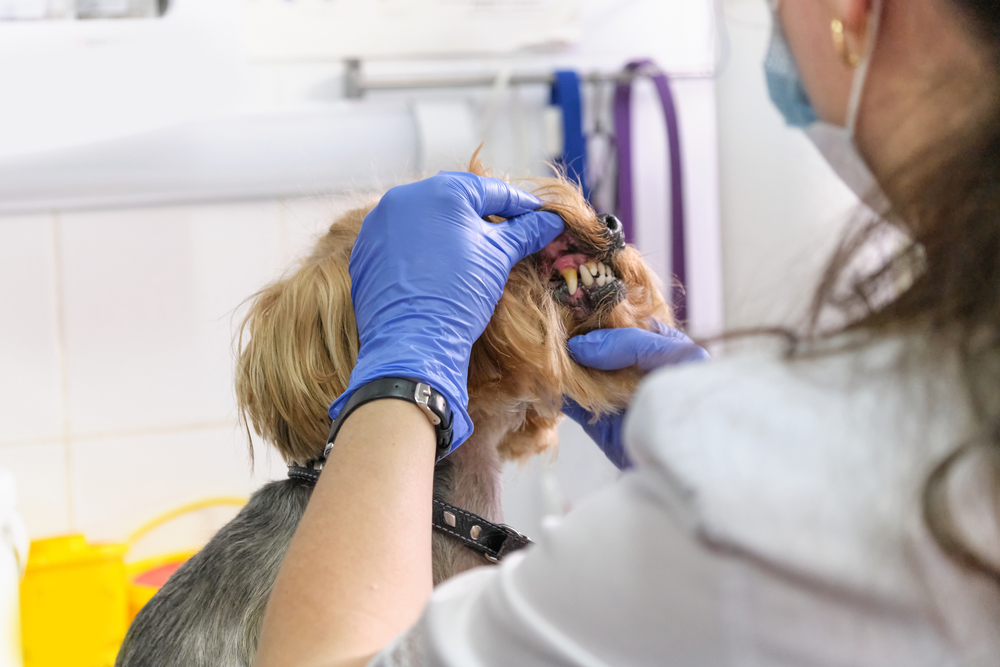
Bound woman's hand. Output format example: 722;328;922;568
330;172;565;452
563;321;709;469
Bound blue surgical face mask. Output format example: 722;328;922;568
763;1;887;209
764;18;818;128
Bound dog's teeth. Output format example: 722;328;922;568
586;261;598;275
579;263;594;287
597;262;607;278
596;275;607;287
561;268;579;296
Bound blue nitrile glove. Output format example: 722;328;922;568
328;172;564;454
563;320;709;469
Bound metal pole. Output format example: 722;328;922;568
343;58;712;99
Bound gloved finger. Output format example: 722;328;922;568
567;328;654;370
648;318;690;340
568;327;710;371
489;210;565;262
637;322;711;367
661;338;711;366
438;171;543;219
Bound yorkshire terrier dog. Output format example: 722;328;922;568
115;157;673;667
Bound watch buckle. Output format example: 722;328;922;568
414;382;442;426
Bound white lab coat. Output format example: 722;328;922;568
370;336;1000;666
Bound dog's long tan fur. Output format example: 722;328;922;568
116;156;672;667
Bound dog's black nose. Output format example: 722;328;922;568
599;214;626;250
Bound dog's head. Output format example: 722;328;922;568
236;157;672;465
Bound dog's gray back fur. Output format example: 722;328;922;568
115;479;312;667
116;426;501;667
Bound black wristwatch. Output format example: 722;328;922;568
325;378;454;460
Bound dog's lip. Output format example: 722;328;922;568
536;230;625;315
551;279;626;321
536;231;616;278
551;280;622;306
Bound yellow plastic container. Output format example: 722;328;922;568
20;535;128;667
122;496;246;623
20;496;247;667
126;550;196;624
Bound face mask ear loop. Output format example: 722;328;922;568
846;0;883;137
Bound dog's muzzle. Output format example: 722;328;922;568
537;214;629;317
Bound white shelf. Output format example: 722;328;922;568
0;105;418;213
0;0;717;211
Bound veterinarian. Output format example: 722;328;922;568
256;0;1000;664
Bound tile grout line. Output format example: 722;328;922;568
276;199;290;265
0;419;240;449
50;211;76;531
67;419;239;443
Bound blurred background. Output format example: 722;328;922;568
0;0;857;573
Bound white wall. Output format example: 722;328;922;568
0;196;351;555
0;0;865;555
716;0;859;331
0;0;721;553
0;0;865;553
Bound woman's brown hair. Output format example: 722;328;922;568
805;1;1000;579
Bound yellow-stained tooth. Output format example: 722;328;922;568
586;261;598;275
561;268;579;296
579;264;595;286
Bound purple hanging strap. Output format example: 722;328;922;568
614;59;688;323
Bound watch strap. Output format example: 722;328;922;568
326;377;454;459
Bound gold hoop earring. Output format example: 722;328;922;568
831;19;861;68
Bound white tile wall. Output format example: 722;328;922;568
0;199;305;546
71;425;284;550
59;201;283;435
0;215;63;445
0;192;626;551
279;194;364;263
0;443;70;537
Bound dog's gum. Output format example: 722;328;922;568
552;252;593;274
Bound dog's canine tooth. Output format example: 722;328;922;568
561;268;579;296
579;264;594;287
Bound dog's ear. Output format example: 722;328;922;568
235;206;370;464
496;410;561;463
